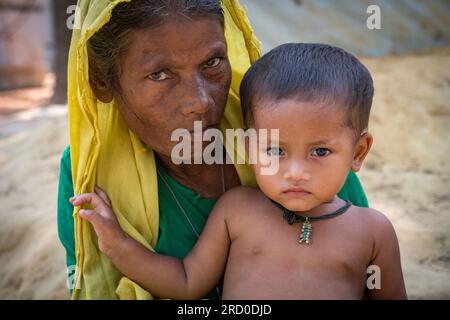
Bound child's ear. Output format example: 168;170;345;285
351;132;373;172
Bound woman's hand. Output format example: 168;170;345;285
69;186;128;260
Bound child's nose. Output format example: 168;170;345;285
283;161;311;182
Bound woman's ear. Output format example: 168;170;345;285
351;132;373;172
89;61;114;103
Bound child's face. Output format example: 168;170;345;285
250;98;372;213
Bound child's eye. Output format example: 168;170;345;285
148;71;170;81
312;148;331;157
266;147;285;156
203;57;222;68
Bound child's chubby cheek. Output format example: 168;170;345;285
257;177;280;201
255;169;339;212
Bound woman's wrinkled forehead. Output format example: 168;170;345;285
110;0;224;30
123;17;226;71
87;0;225;89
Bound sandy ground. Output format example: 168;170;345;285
0;106;68;299
0;45;448;299
358;46;450;299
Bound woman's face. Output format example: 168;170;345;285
115;17;231;156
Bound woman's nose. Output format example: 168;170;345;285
180;75;212;117
283;160;311;182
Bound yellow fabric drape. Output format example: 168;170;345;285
68;0;261;299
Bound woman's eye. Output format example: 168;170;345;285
312;148;331;157
266;147;285;156
148;71;170;81
204;57;221;68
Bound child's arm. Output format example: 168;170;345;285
70;186;233;299
365;210;407;299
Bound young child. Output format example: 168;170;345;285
70;43;407;299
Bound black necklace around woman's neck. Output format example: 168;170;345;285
270;199;352;245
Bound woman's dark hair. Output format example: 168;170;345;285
87;0;224;94
240;43;374;137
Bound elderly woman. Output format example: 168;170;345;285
57;0;368;299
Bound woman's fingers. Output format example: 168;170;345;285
94;185;112;207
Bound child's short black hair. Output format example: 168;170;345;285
240;43;374;137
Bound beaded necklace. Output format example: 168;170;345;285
271;199;352;244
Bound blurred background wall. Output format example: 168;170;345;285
0;0;53;89
240;0;450;55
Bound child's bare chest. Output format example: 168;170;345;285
222;211;374;299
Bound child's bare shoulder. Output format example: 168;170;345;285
351;205;397;241
212;186;272;237
215;185;268;209
212;186;271;222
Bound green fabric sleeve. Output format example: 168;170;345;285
337;171;369;207
57;146;76;272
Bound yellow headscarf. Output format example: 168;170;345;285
68;0;260;299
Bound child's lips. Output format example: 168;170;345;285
282;187;312;196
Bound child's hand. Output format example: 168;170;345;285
69;186;127;259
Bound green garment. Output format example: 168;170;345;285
57;146;368;298
58;146;219;298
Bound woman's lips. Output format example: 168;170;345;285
186;124;217;141
188;124;217;135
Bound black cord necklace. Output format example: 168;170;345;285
270;199;352;245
